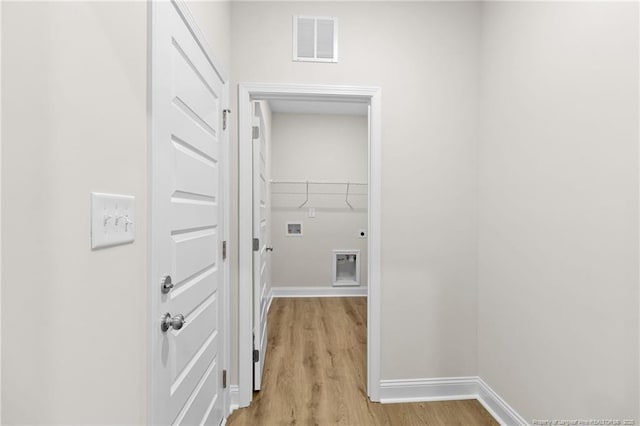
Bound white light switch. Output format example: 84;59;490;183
91;192;135;249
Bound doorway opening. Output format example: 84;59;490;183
238;84;382;407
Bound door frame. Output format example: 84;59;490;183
238;83;382;407
147;1;231;422
0;1;3;418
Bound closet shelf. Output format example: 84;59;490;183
270;180;367;186
270;180;367;209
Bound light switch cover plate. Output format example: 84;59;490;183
91;192;135;249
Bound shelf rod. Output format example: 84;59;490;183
270;179;367;185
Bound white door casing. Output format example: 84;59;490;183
252;103;268;390
0;1;3;418
238;84;382;407
150;2;227;424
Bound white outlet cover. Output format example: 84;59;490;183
91;192;135;249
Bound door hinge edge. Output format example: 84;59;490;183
223;109;231;131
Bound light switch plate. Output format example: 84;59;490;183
91;192;135;249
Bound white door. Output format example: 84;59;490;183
151;2;226;424
252;103;268;391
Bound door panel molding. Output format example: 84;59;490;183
238;83;382;407
251;104;268;391
149;1;229;423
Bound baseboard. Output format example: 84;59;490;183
229;385;239;412
379;377;478;403
476;378;528;426
270;285;368;298
379;376;527;426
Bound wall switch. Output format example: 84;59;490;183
308;208;316;218
91;192;135;249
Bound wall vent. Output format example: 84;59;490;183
293;16;338;63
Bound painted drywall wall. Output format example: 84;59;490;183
478;1;639;422
270;113;368;288
230;1;480;382
1;1;231;423
1;2;147;423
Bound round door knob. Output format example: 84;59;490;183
161;313;186;332
161;275;173;294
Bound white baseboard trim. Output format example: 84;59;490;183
379;377;478;403
270;285;367;298
379;376;526;426
229;385;239;412
476;378;528;426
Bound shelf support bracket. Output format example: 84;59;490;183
298;180;310;209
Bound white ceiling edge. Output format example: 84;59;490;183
230;0;477;2
230;0;637;3
268;99;368;116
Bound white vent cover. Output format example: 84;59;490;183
293;16;338;63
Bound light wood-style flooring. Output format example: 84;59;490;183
228;297;498;426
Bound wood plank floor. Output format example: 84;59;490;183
227;297;498;426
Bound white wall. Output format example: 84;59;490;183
230;1;480;382
2;2;147;423
478;1;639;422
270;113;368;288
1;1;230;423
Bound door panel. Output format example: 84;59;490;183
152;2;226;424
253;104;268;391
172;229;218;283
171;109;218;160
173;143;218;198
171;201;218;232
170;268;218;316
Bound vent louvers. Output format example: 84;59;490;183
293;16;338;63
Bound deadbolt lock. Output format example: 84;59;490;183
161;275;173;294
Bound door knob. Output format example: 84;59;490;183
161;313;186;332
160;275;173;294
266;246;274;252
